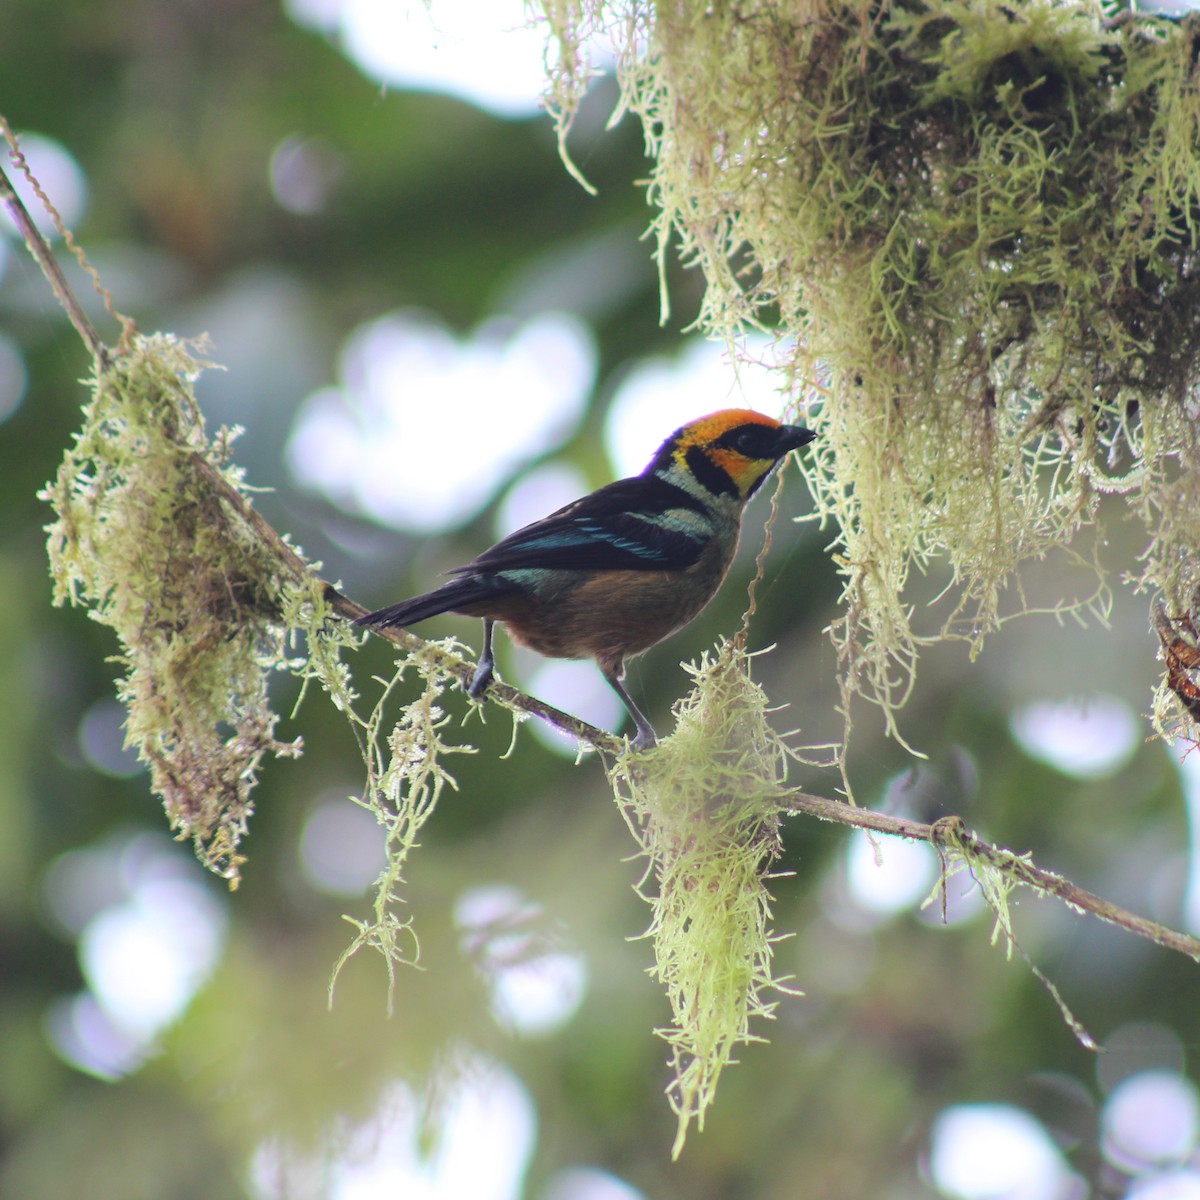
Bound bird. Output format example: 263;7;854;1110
356;409;816;748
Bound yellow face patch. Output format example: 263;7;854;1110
707;445;771;490
670;409;783;496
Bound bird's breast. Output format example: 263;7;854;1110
495;533;739;672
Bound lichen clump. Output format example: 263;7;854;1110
543;0;1200;744
610;642;794;1157
42;335;303;882
328;648;475;1010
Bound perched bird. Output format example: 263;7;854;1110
356;409;815;747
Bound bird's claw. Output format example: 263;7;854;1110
467;661;494;699
628;725;658;751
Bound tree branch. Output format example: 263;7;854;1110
780;791;1200;962
203;445;1200;968
0;154;108;364
10;136;1200;971
189;459;627;754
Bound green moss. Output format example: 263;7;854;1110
328;645;476;1012
923;815;1097;1047
543;0;1200;747
40;333;477;986
41;335;309;883
609;641;795;1157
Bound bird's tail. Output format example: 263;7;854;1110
355;576;506;630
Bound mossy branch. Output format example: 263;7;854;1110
8;137;1198;956
142;461;1200;968
11;111;1200;1158
780;792;1200;963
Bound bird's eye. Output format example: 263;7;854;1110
731;428;764;456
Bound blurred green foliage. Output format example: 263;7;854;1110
1;2;1198;1198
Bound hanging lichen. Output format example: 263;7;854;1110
609;641;796;1157
539;0;1200;757
41;334;318;883
327;644;477;1011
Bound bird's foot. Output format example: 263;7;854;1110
627;722;658;751
467;659;494;699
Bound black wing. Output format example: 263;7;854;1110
456;476;711;575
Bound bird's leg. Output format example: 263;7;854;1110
603;665;658;749
468;619;496;698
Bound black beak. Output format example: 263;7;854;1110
774;424;817;456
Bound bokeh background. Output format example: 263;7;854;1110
2;2;1200;1197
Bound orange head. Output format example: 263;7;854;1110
646;409;815;501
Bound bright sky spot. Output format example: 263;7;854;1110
45;992;152;1081
0;132;88;239
269;134;344;215
287;310;594;533
542;1166;648;1200
0;330;28;424
495;461;589;540
522;657;626;754
930;1104;1078;1200
455;884;588;1036
299;795;388;897
285;0;551;118
1009;693;1140;779
489;945;589;1036
77;697;142;778
1127;1170;1200;1200
42;832;227;1078
603;336;789;478
42;843;124;939
251;1057;537;1200
1102;1071;1200;1172
79;876;227;1041
455;883;538;931
283;0;342;32
845;831;938;917
1134;0;1200;11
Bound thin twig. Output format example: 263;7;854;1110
179;462;1200;964
737;458;787;645
0;118;137;355
194;456;625;752
779;790;1200;962
0;156;109;364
